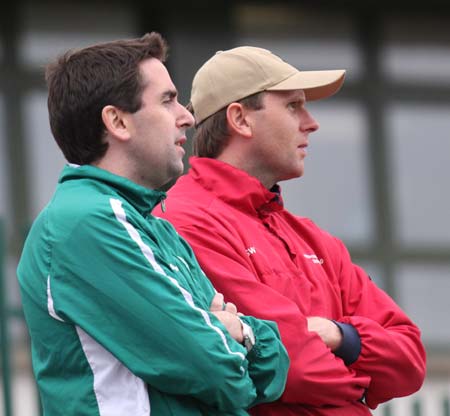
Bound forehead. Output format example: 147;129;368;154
266;89;306;101
139;58;176;93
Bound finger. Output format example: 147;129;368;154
210;293;224;311
224;302;238;315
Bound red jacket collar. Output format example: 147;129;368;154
188;157;284;215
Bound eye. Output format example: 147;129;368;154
288;101;299;110
162;91;178;105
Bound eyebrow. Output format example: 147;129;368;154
285;91;306;101
161;89;178;101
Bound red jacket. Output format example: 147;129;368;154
155;157;426;416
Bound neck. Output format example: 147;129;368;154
94;155;161;190
217;150;275;190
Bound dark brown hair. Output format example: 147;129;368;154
46;32;168;164
191;92;265;158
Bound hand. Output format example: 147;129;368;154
307;316;342;351
209;292;238;314
211;311;244;343
210;293;242;342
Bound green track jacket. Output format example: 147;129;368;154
17;164;289;416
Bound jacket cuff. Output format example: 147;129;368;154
332;321;361;365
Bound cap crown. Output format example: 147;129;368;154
191;46;346;125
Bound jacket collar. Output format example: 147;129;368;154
59;164;166;216
188;157;284;215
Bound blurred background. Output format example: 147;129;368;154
1;0;450;415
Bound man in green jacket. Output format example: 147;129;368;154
17;32;289;416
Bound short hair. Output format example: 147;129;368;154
46;32;168;164
192;92;265;158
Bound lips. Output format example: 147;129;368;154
175;136;187;147
297;142;308;156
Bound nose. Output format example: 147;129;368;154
301;108;319;133
177;102;195;129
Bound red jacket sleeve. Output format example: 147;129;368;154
176;222;371;408
332;237;426;408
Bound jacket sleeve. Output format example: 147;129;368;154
239;316;290;407
49;204;288;412
162;221;290;408
333;237;426;408
175;222;371;408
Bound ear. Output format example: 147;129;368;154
101;105;131;142
226;103;252;138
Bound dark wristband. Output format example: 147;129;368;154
332;321;361;365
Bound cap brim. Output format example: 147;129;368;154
267;69;346;101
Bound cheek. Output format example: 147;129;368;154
152;120;174;144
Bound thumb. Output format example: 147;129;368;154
210;293;225;311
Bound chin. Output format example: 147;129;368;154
172;165;185;180
289;166;305;179
294;164;305;178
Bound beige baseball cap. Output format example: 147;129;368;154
190;46;346;125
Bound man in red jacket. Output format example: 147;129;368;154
155;46;426;415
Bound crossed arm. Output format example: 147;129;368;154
210;292;244;343
175;222;426;409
